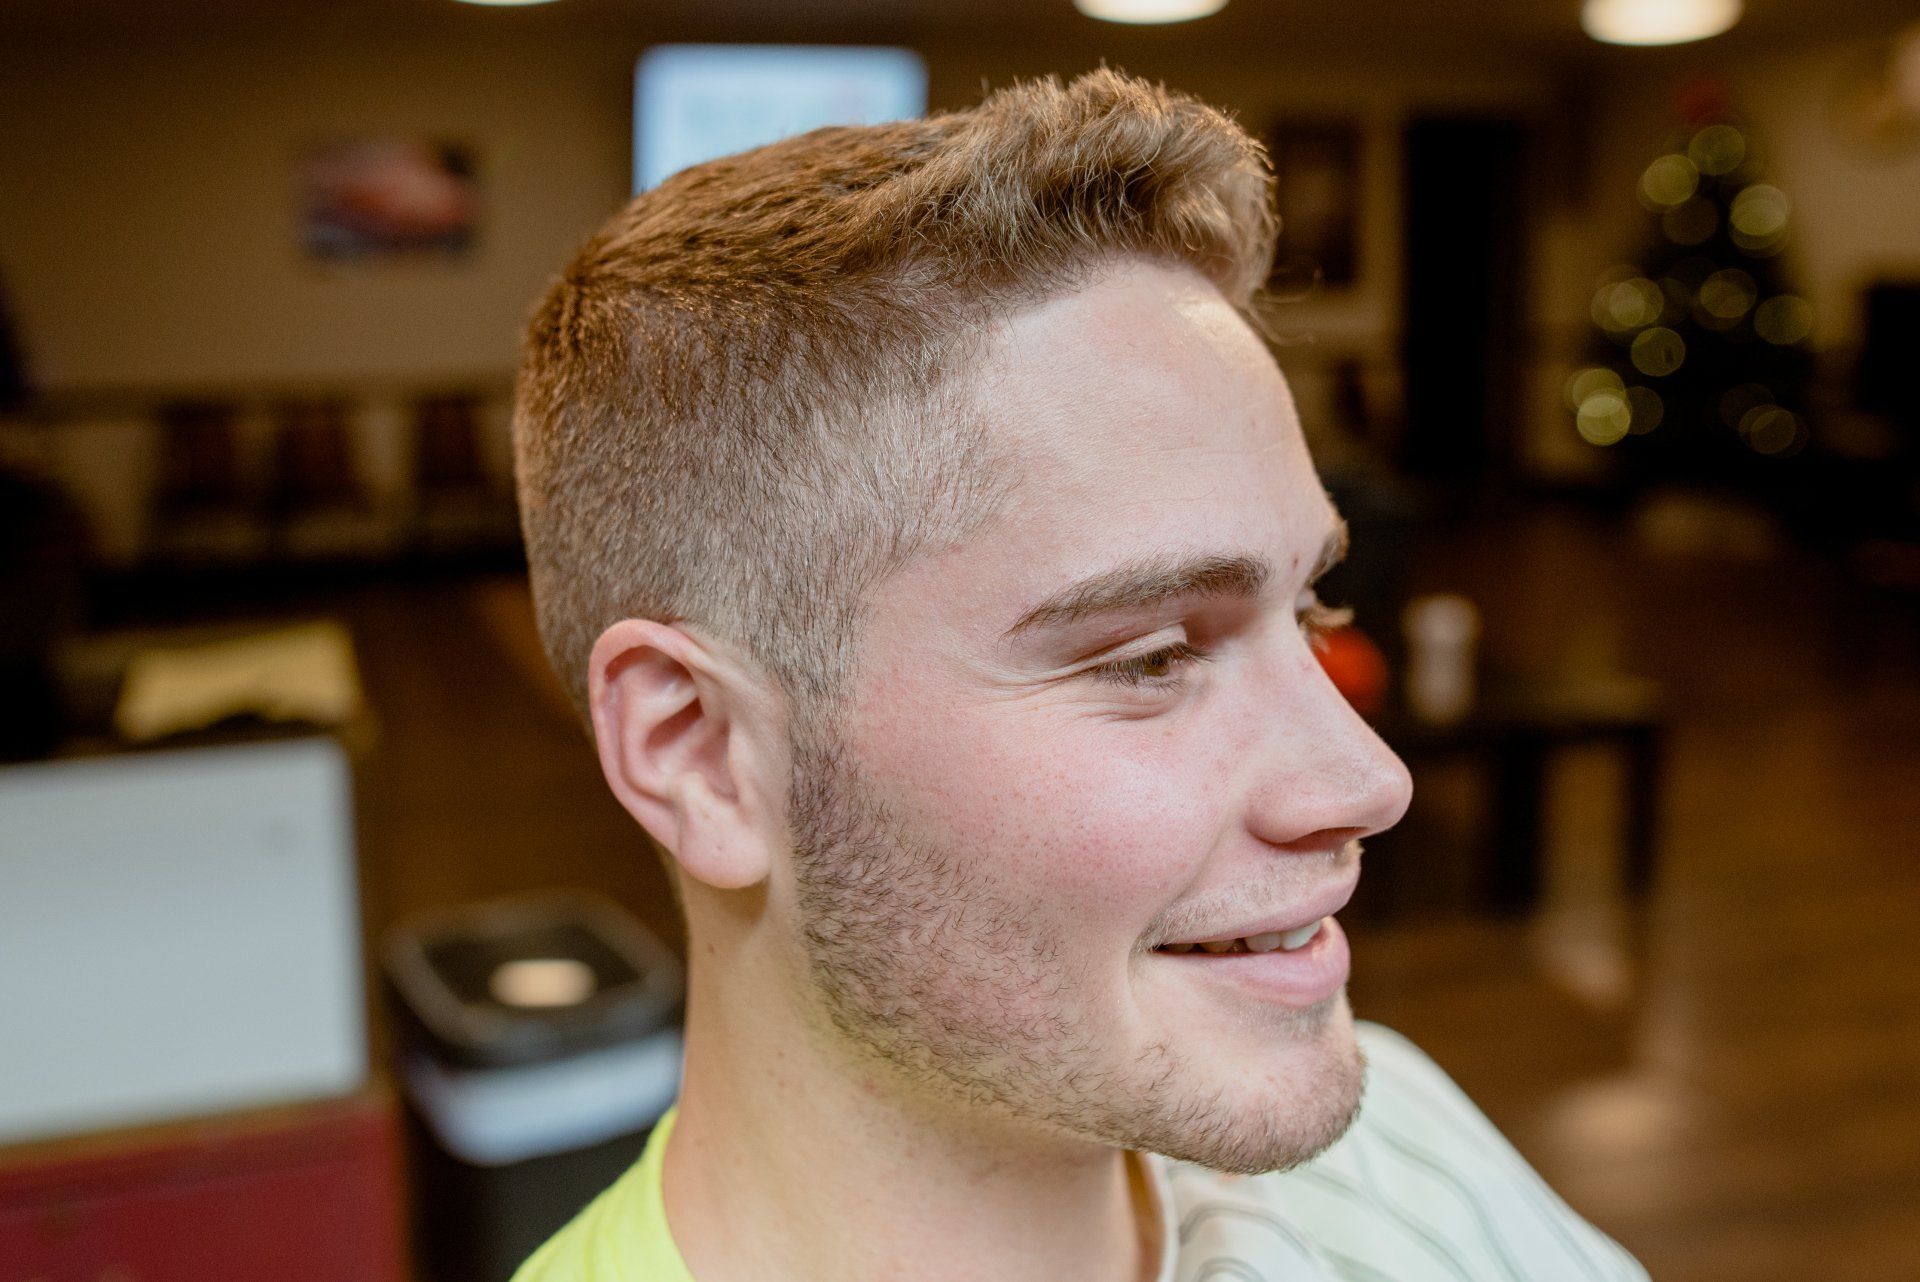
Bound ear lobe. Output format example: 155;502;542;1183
588;619;773;891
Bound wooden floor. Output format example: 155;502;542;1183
328;503;1919;1282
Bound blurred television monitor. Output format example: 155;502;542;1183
0;738;365;1145
633;44;927;192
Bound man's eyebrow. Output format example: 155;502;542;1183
1003;553;1273;638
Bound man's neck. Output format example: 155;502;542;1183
659;957;1159;1282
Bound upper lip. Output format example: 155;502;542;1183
1158;872;1359;947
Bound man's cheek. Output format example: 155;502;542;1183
975;746;1216;910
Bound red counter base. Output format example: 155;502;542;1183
0;1092;406;1282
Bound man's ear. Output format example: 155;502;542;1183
587;619;779;891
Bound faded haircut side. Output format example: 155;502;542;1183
512;68;1277;733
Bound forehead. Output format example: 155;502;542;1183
859;262;1333;654
977;263;1326;571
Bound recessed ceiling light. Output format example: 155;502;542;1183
454;0;563;7
1582;0;1741;46
1075;0;1229;25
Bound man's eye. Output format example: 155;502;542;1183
1089;641;1208;688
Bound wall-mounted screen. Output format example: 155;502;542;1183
633;44;927;192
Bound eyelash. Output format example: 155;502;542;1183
1092;640;1208;688
1302;601;1355;644
1089;601;1354;689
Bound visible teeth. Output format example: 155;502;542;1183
1279;919;1324;950
1159;920;1326;956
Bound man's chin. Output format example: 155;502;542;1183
1143;993;1367;1175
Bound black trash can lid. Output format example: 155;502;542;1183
384;891;683;1070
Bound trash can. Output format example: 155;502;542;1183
383;892;684;1282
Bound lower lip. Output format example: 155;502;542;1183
1154;916;1351;1008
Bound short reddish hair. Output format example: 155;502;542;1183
513;69;1275;725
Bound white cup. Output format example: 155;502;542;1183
1402;593;1481;723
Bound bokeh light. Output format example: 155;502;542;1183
1640;153;1700;208
1576;388;1633;445
1582;0;1743;46
1753;293;1814;345
1593;276;1666;332
1687;124;1747;175
1729;183;1789;251
1697;267;1758;325
1566;365;1626;409
1630;326;1687;376
1738;404;1804;455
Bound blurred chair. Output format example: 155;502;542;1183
150;399;267;565
270;397;389;561
408;391;519;557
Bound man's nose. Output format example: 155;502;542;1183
1240;648;1414;851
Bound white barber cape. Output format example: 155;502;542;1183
1138;1021;1650;1282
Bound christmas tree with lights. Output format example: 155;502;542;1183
1572;82;1815;494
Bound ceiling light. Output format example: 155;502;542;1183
1075;0;1229;25
1582;0;1741;46
454;0;563;7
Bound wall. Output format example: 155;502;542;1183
8;22;1909;489
0;28;1555;401
0;32;633;393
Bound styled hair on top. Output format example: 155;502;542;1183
513;68;1276;729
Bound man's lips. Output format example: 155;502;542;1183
1153;913;1354;1009
1154;871;1360;949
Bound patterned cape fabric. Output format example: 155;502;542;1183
1154;1021;1649;1281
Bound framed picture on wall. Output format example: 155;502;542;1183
299;140;478;261
1263;121;1362;294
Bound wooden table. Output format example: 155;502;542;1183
1376;673;1667;916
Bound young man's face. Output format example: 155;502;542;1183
780;259;1412;1172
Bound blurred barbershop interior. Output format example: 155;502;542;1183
2;1;1918;1279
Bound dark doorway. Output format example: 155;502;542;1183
1400;118;1530;481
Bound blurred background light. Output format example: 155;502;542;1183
1687;124;1747;175
1630;326;1686;377
1576;387;1633;445
1753;294;1814;345
1625;385;1665;434
452;0;563;7
1639;153;1699;209
1582;0;1742;46
1074;0;1229;25
1739;404;1803;454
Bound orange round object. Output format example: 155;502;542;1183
1314;625;1390;718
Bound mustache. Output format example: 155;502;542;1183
1142;839;1361;947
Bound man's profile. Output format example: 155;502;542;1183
509;70;1648;1282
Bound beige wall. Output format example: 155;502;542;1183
4;24;1913;485
0;29;1553;399
0;33;634;392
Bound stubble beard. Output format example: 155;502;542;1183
784;725;1368;1175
